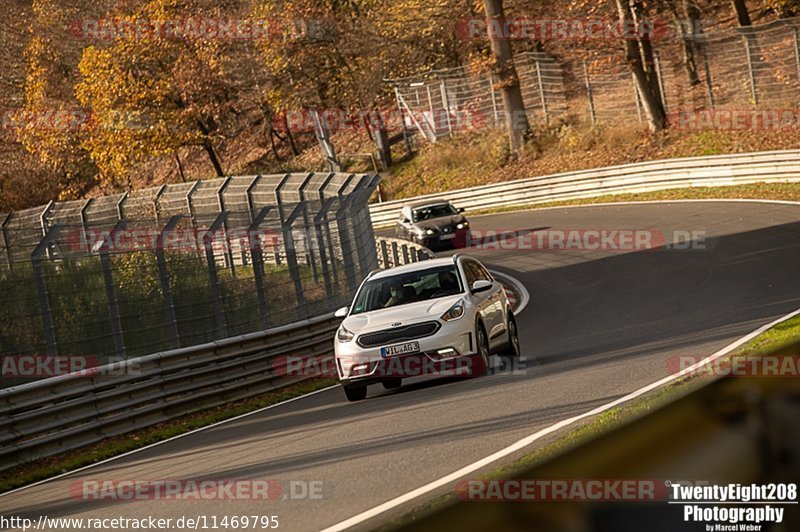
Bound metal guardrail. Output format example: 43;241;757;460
368;149;800;227
0;237;429;474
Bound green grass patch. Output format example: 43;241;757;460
0;378;337;493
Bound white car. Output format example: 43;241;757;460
333;254;520;401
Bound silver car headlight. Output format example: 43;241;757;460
337;326;354;343
425;228;435;235
441;300;465;321
456;222;469;229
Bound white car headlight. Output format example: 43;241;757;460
337;326;354;343
425;228;435;235
456;222;469;229
441;300;465;321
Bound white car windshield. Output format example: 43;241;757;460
412;204;457;222
350;265;463;314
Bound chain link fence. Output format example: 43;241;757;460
0;173;380;387
388;17;800;139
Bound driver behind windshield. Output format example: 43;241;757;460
384;281;406;308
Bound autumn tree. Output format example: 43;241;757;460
76;0;244;185
614;0;667;131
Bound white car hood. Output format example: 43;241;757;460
343;294;463;333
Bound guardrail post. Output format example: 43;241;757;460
156;216;183;348
203;212;229;338
31;225;62;357
391;241;400;267
99;222;127;359
379;240;389;268
401;244;410;264
582;60;596;126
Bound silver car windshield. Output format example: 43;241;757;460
412;204;457;222
350;265;463;314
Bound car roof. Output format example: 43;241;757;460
369;256;461;280
401;199;453;210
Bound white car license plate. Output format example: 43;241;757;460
440;234;455;240
381;341;420;358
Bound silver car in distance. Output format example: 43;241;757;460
333;254;520;402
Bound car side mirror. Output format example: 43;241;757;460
334;306;349;318
471;280;492;293
458;207;465;213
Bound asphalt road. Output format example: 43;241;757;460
2;201;799;532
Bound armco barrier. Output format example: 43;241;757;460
368;150;800;227
0;237;432;474
0;313;340;474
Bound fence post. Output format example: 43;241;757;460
582;60;596;126
216;176;237;274
394;87;414;154
156;216;182;348
794;29;800;87
248;207;272;329
700;41;715;109
275;175;308;314
391;241;400;267
297;173;320;285
31;226;61;357
440;82;453;136
743;35;758;104
654;53;668;113
401;244;410;264
632;74;643;123
535;59;549;125
203;212;229;339
489;78;499;123
1;213;12;270
99;237;126;359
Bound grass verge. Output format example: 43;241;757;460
0;377;338;494
383;314;800;530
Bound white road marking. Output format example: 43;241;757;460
320;306;800;532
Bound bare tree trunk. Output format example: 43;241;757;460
174;150;186;182
281;113;300;156
615;0;667;131
196;119;225;176
482;0;530;155
731;0;752;26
